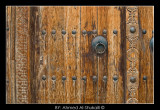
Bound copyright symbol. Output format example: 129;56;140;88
101;106;105;109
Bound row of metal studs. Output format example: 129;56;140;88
6;27;151;36
41;75;148;81
39;29;150;35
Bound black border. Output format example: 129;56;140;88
1;0;159;107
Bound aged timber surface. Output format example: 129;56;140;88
64;6;81;103
6;6;11;104
138;6;153;103
6;6;154;104
81;6;98;103
29;7;40;103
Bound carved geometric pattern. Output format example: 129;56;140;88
126;6;139;104
127;7;137;12
126;98;138;104
126;7;138;24
127;35;139;45
127;67;138;75
127;48;138;62
15;7;29;103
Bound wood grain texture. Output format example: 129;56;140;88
11;7;16;104
119;7;127;103
138;6;153;103
103;6;124;103
6;6;17;104
64;6;81;103
6;6;11;104
97;6;109;103
6;6;154;104
81;6;98;104
29;6;40;103
45;6;65;104
37;7;51;103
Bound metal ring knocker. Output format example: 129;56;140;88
150;37;154;53
91;36;108;54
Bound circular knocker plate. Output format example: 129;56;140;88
91;36;108;54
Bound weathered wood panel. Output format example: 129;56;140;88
101;6;124;103
138;6;154;103
119;7;127;103
29;6;40;103
6;6;154;104
10;6;17;104
97;6;109;103
6;6;11;104
48;7;65;103
64;6;81;103
46;6;66;103
45;7;65;103
81;6;98;103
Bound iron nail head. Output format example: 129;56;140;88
103;29;107;34
130;27;136;33
92;76;97;81
82;30;87;34
72;76;77;80
51;30;56;35
113;75;118;81
42;75;46;80
62;30;66;35
52;75;56;80
72;30;76;34
143;76;147;80
142;29;147;34
42;30;46;35
82;76;87;80
92;30;97;34
62;76;66;80
113;29;118;34
103;76;107;81
130;76;136;83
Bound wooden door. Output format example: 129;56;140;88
6;6;154;104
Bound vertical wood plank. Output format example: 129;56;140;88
40;7;66;103
119;7;127;103
29;6;40;103
37;7;50;103
102;6;123;103
10;6;16;104
50;6;65;104
81;6;98;103
138;6;153;103
6;6;11;104
97;6;109;103
64;6;81;103
50;6;65;103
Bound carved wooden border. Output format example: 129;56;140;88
126;6;139;104
15;7;29;103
